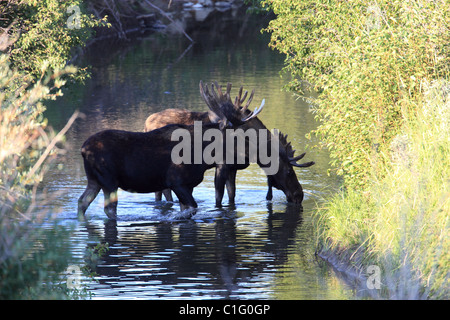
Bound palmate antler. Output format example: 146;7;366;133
199;81;265;126
212;81;256;115
278;132;315;168
234;86;255;115
209;81;262;121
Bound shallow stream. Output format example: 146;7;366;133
41;7;358;299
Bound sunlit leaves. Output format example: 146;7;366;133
263;0;449;188
2;0;107;83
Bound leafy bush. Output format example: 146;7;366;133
1;0;107;82
314;80;449;299
263;0;449;188
0;52;77;212
0;0;105;298
262;0;449;298
0;51;81;299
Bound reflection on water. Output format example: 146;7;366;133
68;199;350;300
84;203;302;299
41;7;354;299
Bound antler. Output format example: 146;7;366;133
199;80;226;120
242;98;265;122
278;132;315;168
233;86;255;114
241;89;254;114
222;82;260;119
291;160;315;168
199;80;265;126
208;81;258;116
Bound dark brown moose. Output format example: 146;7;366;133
78;81;265;220
144;82;315;206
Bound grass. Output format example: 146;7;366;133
314;80;449;299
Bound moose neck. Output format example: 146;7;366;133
235;117;280;176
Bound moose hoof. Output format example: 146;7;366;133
77;211;87;221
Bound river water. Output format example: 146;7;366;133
41;7;357;299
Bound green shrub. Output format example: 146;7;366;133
0;50;83;298
1;0;107;82
314;80;449;299
262;0;449;298
263;0;449;188
0;0;106;297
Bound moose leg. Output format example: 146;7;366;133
155;191;163;201
266;186;273;200
172;186;197;211
103;189;118;220
214;165;229;207
78;181;101;217
162;189;173;201
225;169;237;204
266;176;274;200
155;189;173;201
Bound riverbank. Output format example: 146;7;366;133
314;79;449;299
261;0;449;299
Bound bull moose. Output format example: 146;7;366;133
78;81;265;219
144;82;315;206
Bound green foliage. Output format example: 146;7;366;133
0;53;82;299
0;222;76;299
263;0;449;188
0;54;76;213
1;0;107;82
0;0;112;299
314;80;449;299
0;1;107;299
263;0;449;298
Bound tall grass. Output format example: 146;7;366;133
261;0;449;299
314;80;449;299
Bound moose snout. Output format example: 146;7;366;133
287;190;304;204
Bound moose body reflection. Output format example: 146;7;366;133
83;204;303;299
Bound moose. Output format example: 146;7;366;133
78;81;265;219
144;82;315;207
78;81;315;220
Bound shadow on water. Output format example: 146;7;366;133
40;6;357;299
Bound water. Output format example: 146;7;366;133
41;7;355;299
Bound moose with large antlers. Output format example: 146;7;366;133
145;82;315;207
78;81;314;220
